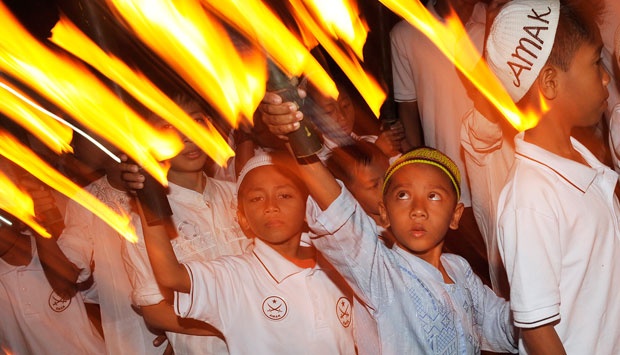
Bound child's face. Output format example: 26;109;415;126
238;166;307;247
380;164;464;262
557;41;610;128
337;90;356;133
151;109;208;173
313;92;355;135
349;158;389;221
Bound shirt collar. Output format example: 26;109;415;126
393;246;453;284
167;173;209;202
514;131;610;193
252;238;320;283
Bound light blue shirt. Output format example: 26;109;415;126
306;184;517;354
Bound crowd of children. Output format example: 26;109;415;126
2;0;620;354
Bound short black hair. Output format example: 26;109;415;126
326;141;388;185
546;0;603;71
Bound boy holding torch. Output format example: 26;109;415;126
486;0;620;353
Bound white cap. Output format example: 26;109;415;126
486;0;560;102
236;152;275;193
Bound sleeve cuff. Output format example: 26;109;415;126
306;180;356;235
468;109;504;152
174;263;195;318
513;305;560;328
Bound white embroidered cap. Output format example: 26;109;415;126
486;0;560;102
236;152;275;193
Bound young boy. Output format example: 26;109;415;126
309;83;405;162
485;0;620;353
129;152;358;354
29;129;167;355
262;99;518;353
0;158;105;354
120;95;250;354
326;141;390;226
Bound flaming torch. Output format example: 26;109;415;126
380;0;544;130
266;60;323;158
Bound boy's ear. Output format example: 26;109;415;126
538;64;559;100
449;202;465;230
378;201;390;229
236;209;252;235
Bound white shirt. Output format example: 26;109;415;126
497;132;620;354
123;175;249;355
0;234;106;355
59;176;164;355
175;238;356;355
390;1;487;207
460;109;514;297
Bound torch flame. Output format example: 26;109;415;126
0;79;73;155
0;1;183;185
0;131;137;242
50;14;234;166
304;0;368;59
198;0;339;101
106;0;266;127
288;0;386;117
0;169;50;238
380;0;545;130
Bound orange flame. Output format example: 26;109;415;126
0;131;137;242
0;79;73;155
0;169;50;238
288;0;386;117
0;2;182;185
304;0;368;59
50;14;234;166
380;0;544;130
198;0;339;101
106;0;266;127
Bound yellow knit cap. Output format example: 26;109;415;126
382;147;461;200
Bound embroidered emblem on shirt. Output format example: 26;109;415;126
336;297;352;328
49;291;71;312
262;296;288;321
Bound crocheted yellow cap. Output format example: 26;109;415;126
382;147;461;200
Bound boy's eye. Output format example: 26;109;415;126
396;191;410;200
248;196;263;203
428;192;441;201
194;117;206;125
278;193;293;199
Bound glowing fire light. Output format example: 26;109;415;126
198;0;339;101
106;0;266;127
288;0;386;117
380;0;544;130
0;79;73;155
0;131;137;242
0;80;121;163
0;170;49;238
50;15;233;166
304;0;368;59
0;214;12;226
0;1;182;185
